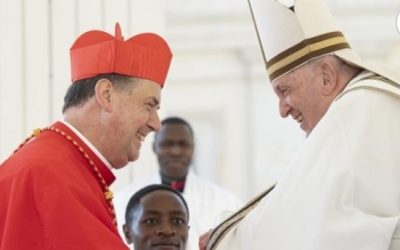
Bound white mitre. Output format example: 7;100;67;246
248;0;400;84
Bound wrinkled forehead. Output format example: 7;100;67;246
270;68;295;90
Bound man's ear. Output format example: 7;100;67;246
94;78;114;112
320;61;338;96
122;224;133;244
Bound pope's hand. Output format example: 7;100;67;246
199;229;213;250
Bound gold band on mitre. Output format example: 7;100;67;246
267;31;350;81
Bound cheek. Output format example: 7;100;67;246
133;226;154;243
134;109;152;127
289;90;310;110
182;228;189;239
158;149;170;159
184;150;193;160
179;227;189;245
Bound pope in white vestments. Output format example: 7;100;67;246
205;0;400;249
114;117;242;250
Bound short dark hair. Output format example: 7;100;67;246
124;184;189;226
157;117;194;139
62;73;136;113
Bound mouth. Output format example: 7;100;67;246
293;114;308;132
136;131;146;142
151;241;180;248
294;114;303;124
165;160;188;170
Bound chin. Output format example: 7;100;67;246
113;160;129;169
129;154;139;163
112;155;134;169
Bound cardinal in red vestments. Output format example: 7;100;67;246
0;23;172;250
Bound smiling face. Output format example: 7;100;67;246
125;190;189;250
153;123;194;182
271;60;332;136
109;78;162;168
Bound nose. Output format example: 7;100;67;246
279;98;291;118
156;222;176;236
170;144;183;155
149;111;161;132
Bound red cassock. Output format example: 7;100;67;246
0;122;128;250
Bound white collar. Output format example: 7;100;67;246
60;120;113;170
346;70;374;87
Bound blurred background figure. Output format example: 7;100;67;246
115;117;241;250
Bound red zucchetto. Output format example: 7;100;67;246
70;23;172;87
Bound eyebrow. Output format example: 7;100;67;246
143;210;187;216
